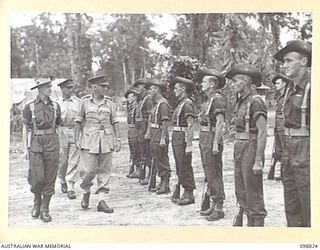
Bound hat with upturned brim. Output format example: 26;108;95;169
199;69;226;89
124;87;140;98
271;74;293;85
170;76;195;93
57;79;73;87
30;77;52;90
88;75;110;86
225;64;262;87
133;78;149;88
146;78;167;92
274;40;312;67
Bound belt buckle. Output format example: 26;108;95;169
99;124;104;130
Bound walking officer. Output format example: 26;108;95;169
55;79;81;199
22;75;63;222
274;40;311;227
145;79;171;194
267;74;292;181
75;75;121;213
226;64;268;227
169;76;196;205
198;69;227;221
133;79;153;184
124;87;141;179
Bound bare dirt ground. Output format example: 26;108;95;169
8;111;286;227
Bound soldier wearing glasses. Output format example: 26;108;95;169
75;75;121;213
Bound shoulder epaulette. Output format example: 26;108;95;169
25;100;35;106
72;96;80;100
81;94;91;100
105;95;113;101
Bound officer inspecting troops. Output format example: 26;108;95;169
274;40;311;227
267;74;292;181
133;79;153;185
55;79;81;199
124;87;141;179
198;69;227;221
22;75;63;222
75;75;121;213
226;64;268;227
169;76;196;205
145;79;171;194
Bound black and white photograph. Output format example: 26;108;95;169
8;9;312;230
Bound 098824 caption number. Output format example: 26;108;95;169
300;244;318;248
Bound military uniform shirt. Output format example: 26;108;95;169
55;96;81;148
275;93;285;131
233;93;267;133
135;92;153;121
75;95;119;153
22;95;62;152
172;97;195;127
283;71;311;129
198;94;226;127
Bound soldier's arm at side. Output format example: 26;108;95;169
253;115;267;175
22;123;29;160
185;116;194;154
74;99;85;149
212;113;224;154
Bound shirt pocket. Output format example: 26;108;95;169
86;106;98;119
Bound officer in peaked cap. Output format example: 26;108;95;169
132;78;153;185
274;40;311;227
55;79;81;200
75;74;121;214
197;69;226;221
169;76;196;205
22;75;63;222
145;79;171;194
226;64;268;227
124;87;142;179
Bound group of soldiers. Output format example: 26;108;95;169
22;39;311;227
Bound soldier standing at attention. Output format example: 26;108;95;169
169;76;196;205
226;65;268;227
124;87;141;179
267;74;292;181
132;79;153;184
55;79;81;199
198;69;227;221
22;76;63;222
75;75;121;213
274;40;311;227
145;79;171;194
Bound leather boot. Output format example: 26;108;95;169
171;183;180;203
126;160;134;178
156;176;170;195
128;164;140;178
81;192;90;209
200;193;210;212
232;207;244;226
97;200;114;213
206;201;224;221
254;217;265;227
200;200;215;216
247;215;255;226
31;193;42;218
178;189;195;205
40;195;52;222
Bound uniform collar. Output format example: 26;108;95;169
35;95;52;104
294;70;310;91
239;90;252;102
177;95;188;105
